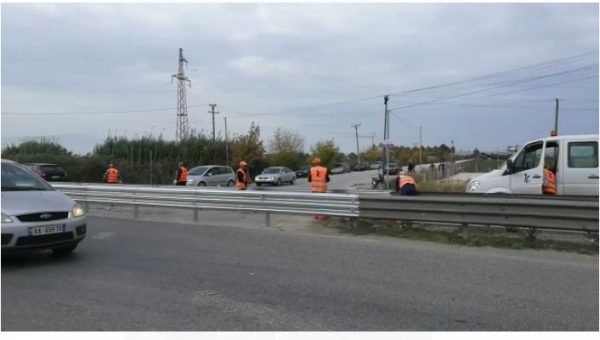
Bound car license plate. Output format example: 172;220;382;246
51;175;60;179
28;224;66;236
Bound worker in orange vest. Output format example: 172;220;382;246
308;157;330;193
308;158;330;220
175;162;188;186
543;165;556;195
235;160;249;190
395;171;418;195
103;163;121;184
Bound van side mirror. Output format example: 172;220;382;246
506;159;515;174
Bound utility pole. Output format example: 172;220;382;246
172;48;190;140
382;96;390;188
351;123;362;165
224;116;229;167
553;98;559;135
419;126;423;165
371;133;375;147
209;104;219;141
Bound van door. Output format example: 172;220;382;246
563;141;599;195
509;141;544;194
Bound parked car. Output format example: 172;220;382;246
386;163;400;175
186;165;236;187
255;167;296;186
23;163;70;182
1;159;87;254
369;161;382;170
331;163;351;175
295;165;310;178
467;134;599;196
352;163;369;171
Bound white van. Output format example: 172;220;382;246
466;134;598;196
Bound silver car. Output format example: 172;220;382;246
255;167;296;186
1;159;86;254
186;165;236;187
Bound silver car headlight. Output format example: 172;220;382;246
1;213;13;224
69;202;86;218
466;180;481;192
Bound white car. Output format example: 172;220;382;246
1;159;87;254
255;167;296;186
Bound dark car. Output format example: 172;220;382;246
295;165;310;178
352;163;369;171
386;162;400;175
23;163;70;182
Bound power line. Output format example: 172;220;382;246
4;51;597;119
388;64;598;112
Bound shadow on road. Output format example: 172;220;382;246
1;249;82;270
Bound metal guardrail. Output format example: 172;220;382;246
51;183;360;226
359;192;599;232
51;183;598;232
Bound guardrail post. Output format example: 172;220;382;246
133;192;139;218
194;208;199;222
261;194;271;227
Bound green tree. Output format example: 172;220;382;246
268;128;305;169
362;145;382;163
230;122;266;177
310;139;339;168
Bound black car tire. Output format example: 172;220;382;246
198;182;207;187
52;243;78;256
276;179;281;186
290;177;295;185
256;182;262;187
227;180;235;187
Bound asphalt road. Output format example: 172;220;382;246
2;215;598;331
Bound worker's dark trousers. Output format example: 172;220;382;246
400;184;418;196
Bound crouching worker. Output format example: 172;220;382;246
395;171;418;196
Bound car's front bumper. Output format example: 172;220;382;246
1;216;87;250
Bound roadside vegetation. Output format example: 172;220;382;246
324;218;599;254
2;123;493;185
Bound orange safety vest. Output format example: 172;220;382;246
235;168;248;190
310;166;328;193
178;166;188;182
543;168;556;194
105;168;119;183
398;175;416;189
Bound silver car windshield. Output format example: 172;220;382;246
188;166;208;176
263;168;281;174
1;162;53;191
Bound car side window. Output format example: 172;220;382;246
513;142;543;173
568;141;598;168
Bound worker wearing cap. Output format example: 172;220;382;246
235;160;249;190
175;162;188;186
308;158;330;193
395;171;418;195
103;163;121;184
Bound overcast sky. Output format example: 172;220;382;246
1;2;598;155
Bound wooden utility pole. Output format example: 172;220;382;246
351;123;362;165
209;104;219;141
554;98;559;135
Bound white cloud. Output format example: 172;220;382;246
228;56;298;77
